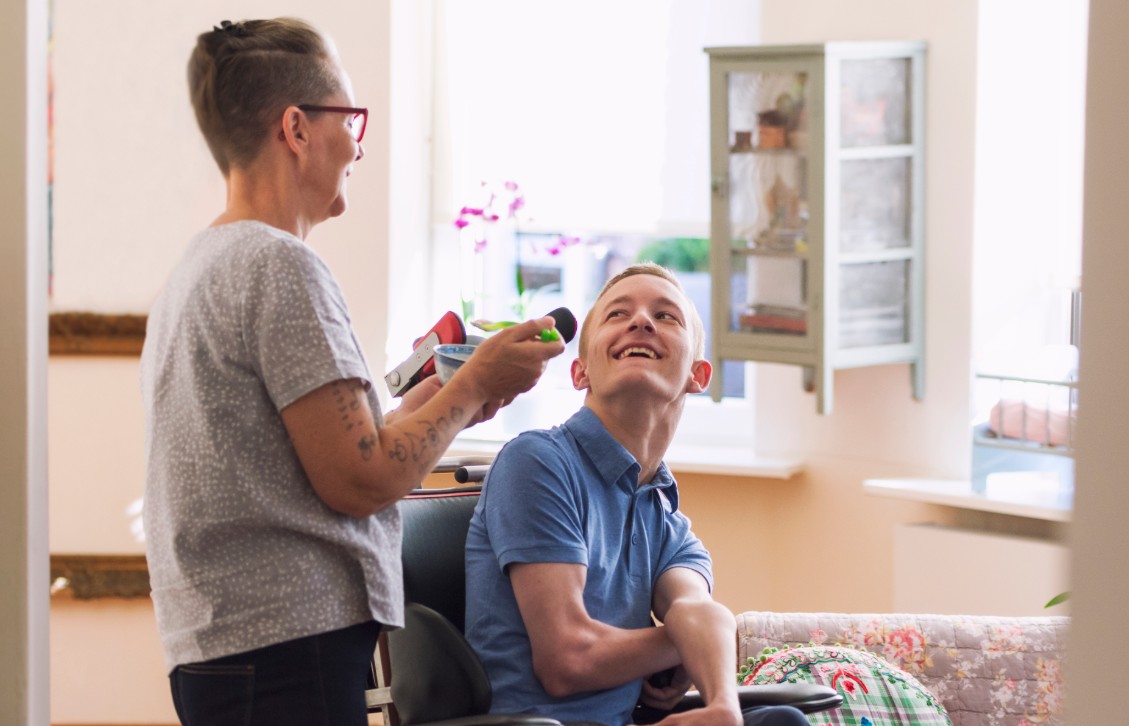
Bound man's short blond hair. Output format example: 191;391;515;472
578;262;706;360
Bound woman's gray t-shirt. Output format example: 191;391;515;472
140;221;402;671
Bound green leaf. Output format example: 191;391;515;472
1045;591;1070;608
635;237;711;272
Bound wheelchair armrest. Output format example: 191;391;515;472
399;716;562;726
674;682;843;715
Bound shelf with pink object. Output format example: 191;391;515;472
971;370;1078;499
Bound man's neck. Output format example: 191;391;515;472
585;395;684;485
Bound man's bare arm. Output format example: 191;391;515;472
649;567;743;726
509;561;682;697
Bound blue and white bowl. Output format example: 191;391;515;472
433;343;479;383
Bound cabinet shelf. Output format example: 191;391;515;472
729;147;808;156
730;247;809;259
971;371;1077;495
973;432;1074;458
707;41;926;413
837;144;916;160
839;248;915;264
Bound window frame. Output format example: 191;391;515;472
388;0;764;457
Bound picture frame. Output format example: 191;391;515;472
48;312;146;356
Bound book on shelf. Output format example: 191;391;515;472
738;304;808;334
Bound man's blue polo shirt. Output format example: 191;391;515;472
464;406;713;726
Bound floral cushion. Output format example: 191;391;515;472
743;645;951;725
736;612;1068;726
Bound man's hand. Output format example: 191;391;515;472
651;703;743;726
650;568;743;726
639;666;692;711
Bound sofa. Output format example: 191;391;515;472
736;611;1069;726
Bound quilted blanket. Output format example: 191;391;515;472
736;611;1069;726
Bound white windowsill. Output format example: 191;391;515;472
450;435;803;480
665;444;803;478
863;477;1072;522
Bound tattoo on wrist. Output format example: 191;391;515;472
386;438;407;463
361;406;466;465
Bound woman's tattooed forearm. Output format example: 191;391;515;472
357;405;467;466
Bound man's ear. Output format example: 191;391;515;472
570;357;590;391
685;359;712;394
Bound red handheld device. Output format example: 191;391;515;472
384;311;466;396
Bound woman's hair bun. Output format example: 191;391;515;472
213;20;250;38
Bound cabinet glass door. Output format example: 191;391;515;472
726;69;811;340
839;58;911;148
836;56;915;349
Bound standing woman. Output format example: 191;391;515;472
140;18;564;726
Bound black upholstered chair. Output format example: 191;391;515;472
366;483;841;726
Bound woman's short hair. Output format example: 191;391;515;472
578;262;706;360
188;18;341;175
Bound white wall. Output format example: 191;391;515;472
50;0;393;383
1;1;50;724
49;359;147;553
51;599;173;724
1067;0;1129;718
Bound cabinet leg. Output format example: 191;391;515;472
811;365;834;415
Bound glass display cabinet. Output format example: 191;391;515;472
705;42;926;413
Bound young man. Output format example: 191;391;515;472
465;264;806;726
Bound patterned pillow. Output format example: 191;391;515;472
741;645;952;725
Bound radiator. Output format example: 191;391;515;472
893;523;1069;616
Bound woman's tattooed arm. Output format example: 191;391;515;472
334;376;468;474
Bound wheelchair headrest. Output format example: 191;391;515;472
399;486;481;633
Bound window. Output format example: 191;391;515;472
414;0;763;446
972;0;1087;373
970;0;1087;495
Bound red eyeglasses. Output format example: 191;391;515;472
297;104;368;143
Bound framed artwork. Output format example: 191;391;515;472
48;312;146;355
50;554;150;599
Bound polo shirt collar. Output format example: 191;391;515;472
563;407;680;510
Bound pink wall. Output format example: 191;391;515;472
51;599;175;724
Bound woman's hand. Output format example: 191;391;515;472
465;396;509;428
384;375;442;425
457;316;566;402
396;314;563;429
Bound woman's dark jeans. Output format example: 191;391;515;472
169;620;381;726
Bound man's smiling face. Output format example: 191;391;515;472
572;272;710;402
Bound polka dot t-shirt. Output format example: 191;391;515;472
140;221;402;671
